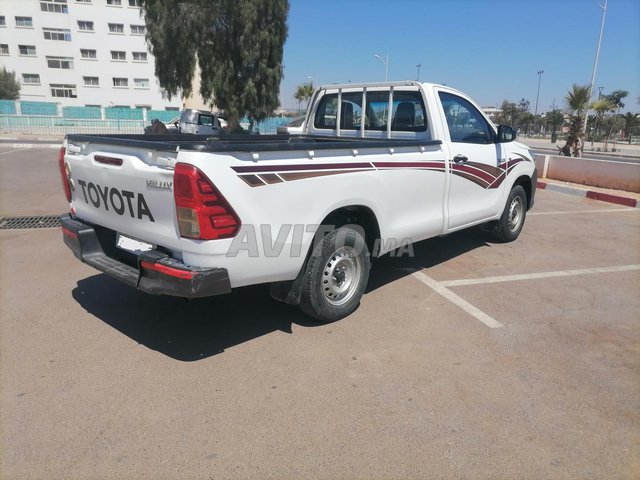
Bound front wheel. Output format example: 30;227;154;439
492;185;527;242
299;227;371;322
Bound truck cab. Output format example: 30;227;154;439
178;109;222;136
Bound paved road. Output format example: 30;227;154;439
1;147;639;479
531;146;640;164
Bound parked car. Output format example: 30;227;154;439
277;115;306;135
144;109;222;136
60;81;536;322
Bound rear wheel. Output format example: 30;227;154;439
492;185;527;242
299;227;371;322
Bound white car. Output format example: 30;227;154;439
277;116;306;135
60;81;536;322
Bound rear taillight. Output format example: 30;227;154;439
58;146;72;202
173;163;240;240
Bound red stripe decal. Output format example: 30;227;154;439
373;161;446;169
233;162;374;173
452;164;496;183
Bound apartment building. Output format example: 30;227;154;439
0;0;181;110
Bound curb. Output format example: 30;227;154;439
537;181;639;208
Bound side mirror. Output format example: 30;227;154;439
497;125;516;143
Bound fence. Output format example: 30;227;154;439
0;100;293;136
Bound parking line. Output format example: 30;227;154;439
529;208;637;216
0;148;29;156
439;264;640;288
411;271;504;329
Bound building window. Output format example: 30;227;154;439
0;44;8;55
77;20;94;31
108;23;124;33
132;51;147;62
43;28;71;41
76;0;91;3
19;45;37;56
40;1;69;13
128;0;141;6
135;105;151;110
51;84;77;98
110;50;126;61
112;77;128;88
0;16;5;27
134;78;149;89
80;48;97;59
165;107;179;111
83;76;99;86
130;24;145;35
47;56;74;69
16;16;34;27
106;0;122;5
22;74;41;85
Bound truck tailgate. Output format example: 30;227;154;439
64;142;181;252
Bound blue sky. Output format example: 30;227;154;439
281;0;640;113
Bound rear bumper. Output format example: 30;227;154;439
60;214;231;298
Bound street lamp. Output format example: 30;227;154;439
416;64;422;81
583;0;608;139
534;70;544;116
373;53;389;82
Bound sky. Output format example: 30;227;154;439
280;0;640;113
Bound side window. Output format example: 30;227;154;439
390;92;427;132
198;115;214;127
438;92;494;144
314;95;338;129
313;93;362;130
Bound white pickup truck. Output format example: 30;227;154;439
60;81;536;322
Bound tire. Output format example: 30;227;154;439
492;185;527;243
299;226;371;322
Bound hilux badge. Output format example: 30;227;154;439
146;180;173;191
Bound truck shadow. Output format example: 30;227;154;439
72;227;491;361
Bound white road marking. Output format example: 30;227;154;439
439;264;640;288
530;208;636;215
411;271;504;329
0;148;29;156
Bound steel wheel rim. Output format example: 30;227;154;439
508;196;524;232
322;246;362;306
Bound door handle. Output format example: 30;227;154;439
453;154;468;163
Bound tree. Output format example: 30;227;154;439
604;90;628;114
141;0;289;131
560;84;590;157
293;82;314;114
620;112;640;144
0;67;20;100
495;100;518;128
546;108;564;142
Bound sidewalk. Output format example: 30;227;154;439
537;178;640;208
519;136;640;158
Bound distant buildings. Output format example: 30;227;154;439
0;0;181;111
481;106;501;123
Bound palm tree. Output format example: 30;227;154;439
294;82;314;114
591;98;615;150
621;112;640;144
560;84;590;156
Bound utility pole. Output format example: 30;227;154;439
416;64;422;81
373;54;389;82
584;0;608;139
534;70;544;116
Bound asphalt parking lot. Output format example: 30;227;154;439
1;147;639;479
